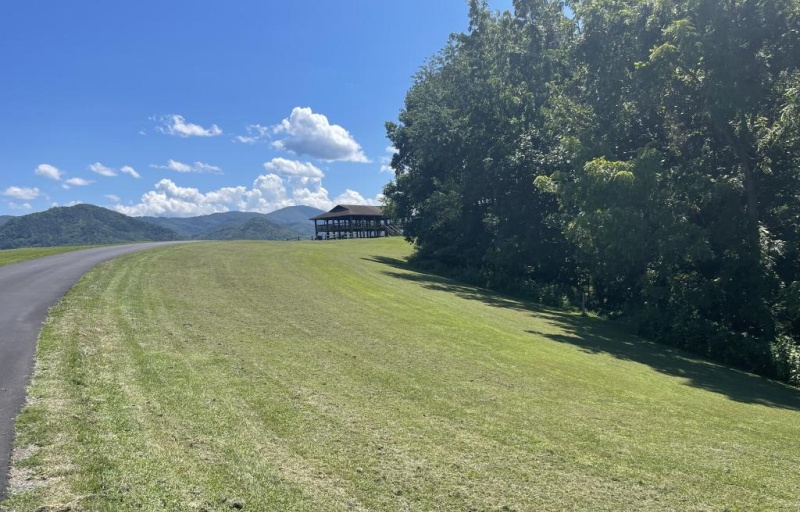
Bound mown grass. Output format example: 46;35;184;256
4;239;800;511
0;246;97;267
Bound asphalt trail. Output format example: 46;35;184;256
0;242;184;500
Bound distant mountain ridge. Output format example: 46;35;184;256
0;204;180;249
141;211;267;238
202;217;301;241
0;204;326;249
140;205;324;239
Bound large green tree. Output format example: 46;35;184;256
550;0;800;379
385;0;575;294
385;0;800;384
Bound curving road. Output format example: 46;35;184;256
0;242;184;500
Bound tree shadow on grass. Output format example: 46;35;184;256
365;255;800;412
364;255;560;317
529;318;800;412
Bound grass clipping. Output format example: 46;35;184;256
5;239;800;511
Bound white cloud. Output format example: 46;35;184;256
380;145;398;173
150;159;222;174
193;162;223;174
8;202;32;210
89;162;118;177
88;163;140;178
263;158;324;179
115;178;266;217
155;114;222;138
64;177;93;187
234;124;270;144
112;172;380;218
333;189;383;206
157;159;192;173
120;166;141;178
35;163;63;181
105;194;121;203
272;107;369;162
2;186;41;200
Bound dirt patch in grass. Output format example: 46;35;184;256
8;445;44;494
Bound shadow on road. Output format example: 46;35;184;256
365;254;800;412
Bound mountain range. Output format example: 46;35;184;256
142;205;322;239
0;204;325;249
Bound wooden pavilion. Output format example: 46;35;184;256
311;204;398;240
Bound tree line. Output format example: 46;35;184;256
383;0;800;385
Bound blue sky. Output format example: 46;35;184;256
0;0;512;217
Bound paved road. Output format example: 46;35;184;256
0;242;183;500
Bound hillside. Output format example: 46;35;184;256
0;204;181;249
141;211;266;238
140;205;324;239
202;216;301;240
264;205;325;237
5;238;799;511
0;216;12;227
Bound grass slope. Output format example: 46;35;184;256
0;246;96;267
5;239;800;511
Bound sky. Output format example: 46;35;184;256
0;0;513;218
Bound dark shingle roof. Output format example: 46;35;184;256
311;205;384;220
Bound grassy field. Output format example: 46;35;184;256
4;239;800;511
0;246;96;267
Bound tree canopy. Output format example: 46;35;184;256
384;0;800;384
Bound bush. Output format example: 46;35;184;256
771;336;800;386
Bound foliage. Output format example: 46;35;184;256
383;0;800;384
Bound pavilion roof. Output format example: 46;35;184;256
311;205;385;220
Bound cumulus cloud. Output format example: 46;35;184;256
263;158;324;179
150;159;222;174
2;186;41;200
8;202;32;210
234;124;270;144
114;178;282;217
155;114;222;138
272;107;369;162
89;162;117;177
333;189;383;206
35;163;63;181
113;173;383;218
120;166;141;178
